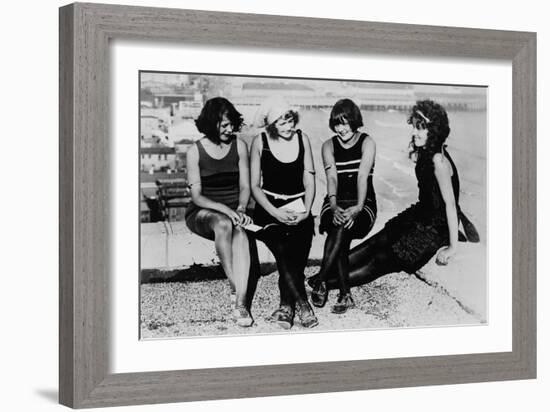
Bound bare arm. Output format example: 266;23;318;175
186;143;238;222
355;136;376;209
249;136;294;225
343;136;376;228
235;138;252;225
236;139;251;211
322;139;346;225
322;140;337;204
250;136;276;217
300;132;316;215
433;153;459;263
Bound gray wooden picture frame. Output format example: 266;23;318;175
59;2;537;408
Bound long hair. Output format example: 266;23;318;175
407;100;450;160
195;97;244;144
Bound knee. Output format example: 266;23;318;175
233;225;246;235
213;216;233;237
328;224;346;237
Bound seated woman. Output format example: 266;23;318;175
308;99;478;291
311;99;377;314
185;97;254;327
250;96;318;329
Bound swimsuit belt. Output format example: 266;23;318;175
262;189;305;200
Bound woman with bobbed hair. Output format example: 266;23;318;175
310;99;377;314
308;99;478;290
185;97;254;327
250;96;319;329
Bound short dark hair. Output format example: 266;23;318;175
407;99;451;159
265;110;300;139
329;99;363;132
194;97;243;144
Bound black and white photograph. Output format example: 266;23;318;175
139;71;486;338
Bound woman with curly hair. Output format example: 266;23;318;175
185;97;254;327
250;96;319;329
308;99;478;290
311;99;377;314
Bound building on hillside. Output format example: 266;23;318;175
140;146;180;172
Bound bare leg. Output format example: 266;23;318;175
187;209;253;326
231;226;251;307
211;215;236;287
187;209;238;288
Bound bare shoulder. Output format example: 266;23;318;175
236;137;249;152
362;134;376;151
251;134;263;152
321;138;333;153
300;130;312;147
186;143;200;167
432;153;452;175
187;142;199;156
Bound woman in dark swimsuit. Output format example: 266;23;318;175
311;99;377;314
250;96;318;329
185;97;254;327
308;99;478;291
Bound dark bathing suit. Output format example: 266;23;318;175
380;148;461;273
319;133;377;239
185;138;240;237
252;130;313;305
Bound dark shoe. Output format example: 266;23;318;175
297;303;319;328
311;280;328;308
306;275;319;291
331;293;355;314
268;305;294;330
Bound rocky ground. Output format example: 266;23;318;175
140;264;481;339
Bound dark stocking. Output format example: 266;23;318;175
317;225;352;284
348;229;394;269
245;237;261;310
289;225;313;297
265;240;306;307
325;246;402;289
335;235;352;295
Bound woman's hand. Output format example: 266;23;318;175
287;212;309;226
273;209;297;225
236;211;252;227
331;205;346;226
220;206;241;226
436;246;456;266
342;205;362;229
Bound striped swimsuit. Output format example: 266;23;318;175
319;133;377;239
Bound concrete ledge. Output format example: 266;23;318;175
140;217;385;270
140;214;486;321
